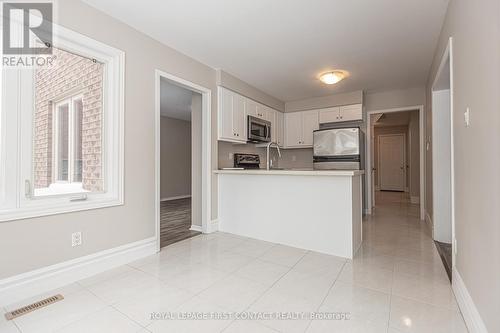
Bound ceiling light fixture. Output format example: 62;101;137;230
319;71;347;85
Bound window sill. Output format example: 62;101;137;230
34;183;89;197
0;196;123;223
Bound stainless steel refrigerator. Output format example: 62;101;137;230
313;127;364;170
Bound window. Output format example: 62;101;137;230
0;24;124;221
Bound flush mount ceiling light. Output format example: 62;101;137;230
319;71;347;85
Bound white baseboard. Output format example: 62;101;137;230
0;237;157;307
205;219;218;233
452;267;488;333
189;225;202;232
160;195;191;202
410;196;420;204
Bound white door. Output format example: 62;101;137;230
285;112;302;147
379;134;405;191
301;110;319;146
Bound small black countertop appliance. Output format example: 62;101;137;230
233;153;260;169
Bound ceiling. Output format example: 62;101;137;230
160;78;193;121
83;0;449;102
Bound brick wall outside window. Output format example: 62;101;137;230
33;47;104;192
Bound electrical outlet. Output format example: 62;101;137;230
71;232;82;247
292;155;297;162
228;153;233;160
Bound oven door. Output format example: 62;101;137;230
248;116;271;142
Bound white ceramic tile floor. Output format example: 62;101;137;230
3;192;467;333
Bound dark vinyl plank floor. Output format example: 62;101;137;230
160;198;200;248
435;240;452;281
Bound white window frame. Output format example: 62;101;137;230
0;23;124;222
52;94;83;185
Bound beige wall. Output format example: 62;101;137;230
426;0;500;331
216;70;285;111
408;111;420;199
285;90;363;112
364;87;425;112
0;0;219;279
160;116;191;199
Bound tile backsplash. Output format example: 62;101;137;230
217;141;313;169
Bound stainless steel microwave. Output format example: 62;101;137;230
247;115;271;143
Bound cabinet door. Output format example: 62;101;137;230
255;103;269;120
319;107;341;124
233;93;246;141
339;104;363;122
276;111;284;146
301;110;319;146
219;87;234;140
285;112;303;147
245;99;258;118
269;109;277;143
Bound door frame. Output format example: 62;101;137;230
377;133;406;191
431;37;455;269
366;105;425;220
154;69;212;252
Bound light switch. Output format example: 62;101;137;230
464;107;470;127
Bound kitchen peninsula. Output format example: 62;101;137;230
214;169;364;259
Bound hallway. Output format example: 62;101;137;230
359;190;465;331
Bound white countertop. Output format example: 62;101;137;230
214;168;364;176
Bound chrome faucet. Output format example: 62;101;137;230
266;142;281;170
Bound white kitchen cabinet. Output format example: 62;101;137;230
269;109;284;146
284;110;318;148
302;110;319;145
245;99;258;118
319;106;341;123
318;104;363;124
218;87;246;143
339;104;363;122
247;99;269;120
276;111;284;146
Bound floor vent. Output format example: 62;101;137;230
4;294;64;320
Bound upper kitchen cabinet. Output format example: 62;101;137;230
247;99;270;121
275;111;284;146
218;87;247;143
218;86;284;144
270;109;284;146
284;110;319;148
318;104;363;124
